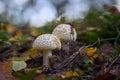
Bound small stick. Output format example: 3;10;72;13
107;54;120;71
51;47;85;72
89;38;116;47
1;45;16;54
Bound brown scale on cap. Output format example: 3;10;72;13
52;24;77;44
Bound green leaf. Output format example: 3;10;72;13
0;30;11;45
13;69;37;80
46;76;61;80
18;34;29;44
3;41;12;46
12;61;27;71
0;30;9;41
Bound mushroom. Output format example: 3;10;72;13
52;24;77;44
32;34;61;67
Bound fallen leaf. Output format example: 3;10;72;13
12;61;27;71
5;23;16;34
95;71;116;80
13;69;37;80
9;30;23;42
84;47;97;56
84;47;100;63
65;71;80;78
12;57;29;72
27;48;39;58
104;4;120;14
0;60;19;80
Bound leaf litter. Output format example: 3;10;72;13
0;24;120;80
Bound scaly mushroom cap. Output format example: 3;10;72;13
32;34;61;51
52;24;77;42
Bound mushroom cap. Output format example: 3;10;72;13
32;34;61;51
52;24;77;42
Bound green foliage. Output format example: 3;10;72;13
12;69;37;80
83;11;120;28
46;76;61;80
77;30;99;44
38;21;56;34
83;11;103;27
110;44;120;58
77;11;120;45
102;13;120;27
17;34;29;44
83;59;93;73
0;30;11;45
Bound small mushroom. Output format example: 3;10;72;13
32;34;61;67
52;24;77;44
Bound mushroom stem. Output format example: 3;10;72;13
43;50;52;67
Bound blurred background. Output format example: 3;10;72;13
0;0;120;50
0;0;118;27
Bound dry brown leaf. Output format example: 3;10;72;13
5;23;16;34
0;60;19;80
9;30;23;42
95;71;116;80
27;48;39;58
104;4;120;14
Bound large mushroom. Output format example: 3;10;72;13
52;24;77;44
32;34;61;67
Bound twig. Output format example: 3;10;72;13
0;54;7;61
0;45;16;61
89;38;116;47
1;45;16;54
51;47;85;73
107;55;120;71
